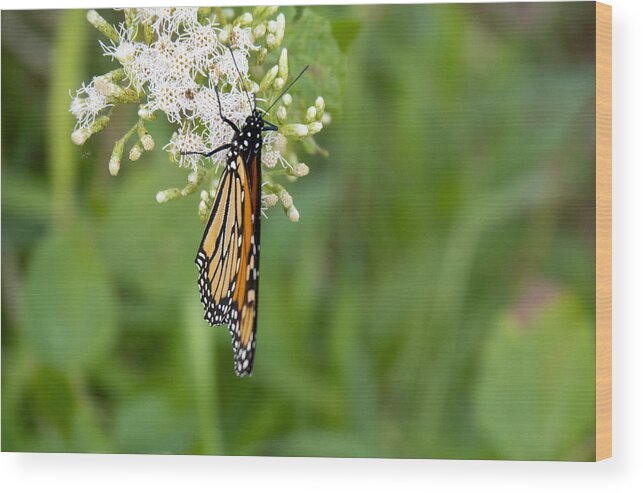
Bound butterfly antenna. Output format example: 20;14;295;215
226;45;254;110
265;65;310;113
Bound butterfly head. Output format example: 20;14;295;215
240;110;275;136
245;110;262;129
246;109;278;133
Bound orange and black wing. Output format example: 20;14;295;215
228;152;261;376
196;154;261;376
195;162;244;328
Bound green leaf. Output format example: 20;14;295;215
113;392;195;454
28;367;76;437
285;8;347;116
23;223;118;372
473;290;595;460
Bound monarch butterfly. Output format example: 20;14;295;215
183;51;308;376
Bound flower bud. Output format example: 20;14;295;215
86;9;100;25
315;96;325;115
276;106;287;123
129;143;142;161
305;106;317;123
282;93;292;107
156;188;182;203
200;191;209;201
273;77;284;91
109;140;125;176
263;193;279;207
287;205;300;222
265;33;277;50
198;200;209;222
259;65;278;92
71;128;91;146
281;124;308;138
278;49;288;80
278;189;293;209
141;133;155;151
267;20;277;33
275;14;286;46
294;163;309;177
95;75;124;97
109;156;121;176
307;121;323;135
71;115;110;145
253;22;266;39
237;12;253;26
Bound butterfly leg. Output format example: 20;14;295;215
262;120;278;132
181;143;231;158
215;86;240;133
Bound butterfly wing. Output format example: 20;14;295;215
196;162;245;327
228;152;261;376
196;152;261;376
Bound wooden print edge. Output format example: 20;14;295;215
595;1;612;462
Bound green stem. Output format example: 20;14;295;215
121;119;142;143
184;293;222;455
48;10;89;228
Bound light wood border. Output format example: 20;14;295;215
595;1;612;462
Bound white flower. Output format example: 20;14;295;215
262;132;290;169
195;91;239;132
263;150;279;168
219;89;253;126
211;49;249;86
165;124;209;171
100;24;139;65
147;78;197;122
69;81;111;130
262;193;278;207
192;85;221;125
229;25;256;53
180;19;224;74
162;39;195;81
137;7;198;35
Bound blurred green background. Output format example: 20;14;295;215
2;3;596;460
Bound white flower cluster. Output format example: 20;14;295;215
70;7;328;222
